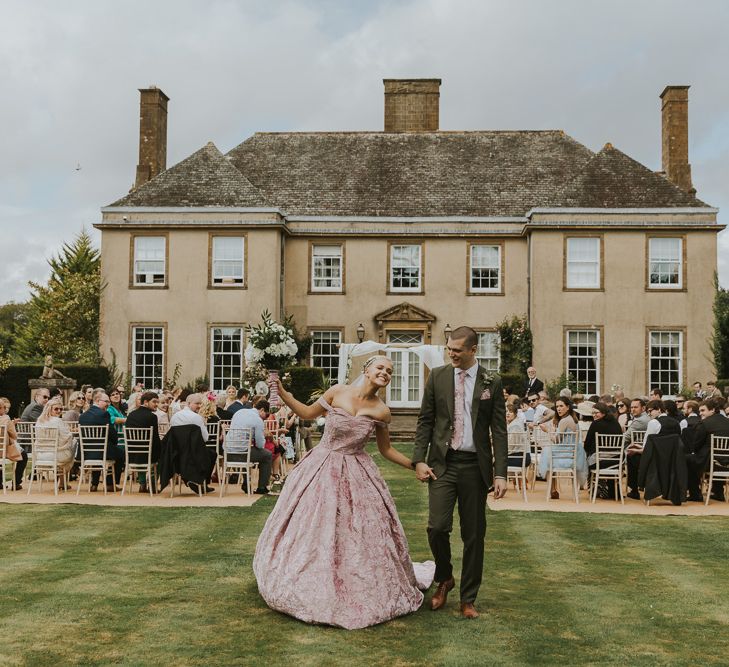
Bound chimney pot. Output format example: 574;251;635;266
384;78;440;132
660;85;693;193
134;87;169;190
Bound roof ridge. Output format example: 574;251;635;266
248;129;570;136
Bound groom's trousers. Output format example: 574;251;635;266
427;450;487;604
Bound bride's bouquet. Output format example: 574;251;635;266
245;310;298;372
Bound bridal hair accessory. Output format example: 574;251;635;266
351;355;389;388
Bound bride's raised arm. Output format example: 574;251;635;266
275;379;336;420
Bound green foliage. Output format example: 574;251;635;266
246;310;298;369
283;365;324;404
499;373;522;396
0;363;110;418
544;372;586;401
103;349;128;394
184;374;210;392
497;315;533;377
0;301;30;359
164;363;183;391
711;274;729;380
14;230;101;363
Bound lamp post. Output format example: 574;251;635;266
444;323;452;342
356;322;365;343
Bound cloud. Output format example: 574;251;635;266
1;0;727;302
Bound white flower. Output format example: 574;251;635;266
244;344;263;363
316;416;326;426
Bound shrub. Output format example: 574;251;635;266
283;366;324;404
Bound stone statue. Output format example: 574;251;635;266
41;355;69;380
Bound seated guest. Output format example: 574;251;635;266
169;393;208;442
537;397;582;499
527;392;553;432
519;397;535;426
155;393;171;433
227;398;273;494
616;399;630;431
199;395;220;451
686;397;729;502
78;389;125;491
63;391;86;423
506;403;531;469
125;391;162;493
649;388;663;401
706;381;723;398
227;388;252;415
583;402;623;499
215;394;232;420
80;385;94;412
623;398;650;499
35;397;76;474
664;400;686;430
224;385;238;410
693;381;705;400
644;399;681;439
107;388;127;443
20;388;50;422
0;397;27;490
169;388;190;417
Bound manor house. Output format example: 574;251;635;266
95;79;721;403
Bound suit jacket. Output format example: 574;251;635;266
158;424;216;489
413;364;508;487
125;406;162;463
523;377;544;397
690;413;729;470
20;401;43;422
78;404;119;457
638;433;687;505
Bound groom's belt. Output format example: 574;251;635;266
446;450;479;461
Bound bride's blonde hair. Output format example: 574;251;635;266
362;355;390;373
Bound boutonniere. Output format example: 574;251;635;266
480;388;491;400
480;371;496;386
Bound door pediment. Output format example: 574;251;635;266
374;302;436;342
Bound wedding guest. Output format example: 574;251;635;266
0;397;27;490
224;385;238;410
506;404;531;469
108;389;127;443
227;398;272;494
35;397;76;475
81;384;94;412
523;366;544;397
649;388;663;401
686;397;729;501
20;388;50;422
583;403;623;499
692;381;705;400
116;386;128;412
706;381;723;398
63;391;86;423
616;399;630;431
215;394;232;420
169;389;190;417
537;397;580;499
78;389;125;491
227;388;252;415
528;391;554;430
125;391;162;493
664;400;686;430
155;393;170;432
644;399;681;438
624;398;650;499
169;393;208;441
199;394;220;431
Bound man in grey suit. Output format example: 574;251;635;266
412;326;508;619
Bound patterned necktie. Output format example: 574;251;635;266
452;369;466;450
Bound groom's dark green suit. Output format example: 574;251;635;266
412;363;508;603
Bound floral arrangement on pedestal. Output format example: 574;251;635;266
245;311;298;405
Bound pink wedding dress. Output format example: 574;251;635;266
253;398;434;630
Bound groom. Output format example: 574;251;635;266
412;326;508;619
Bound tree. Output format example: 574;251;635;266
711;274;729;380
14;230;102;363
0;301;30;358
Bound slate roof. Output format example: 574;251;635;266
556;143;706;208
108;131;710;214
110;142;270;208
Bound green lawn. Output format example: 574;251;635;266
1;444;728;666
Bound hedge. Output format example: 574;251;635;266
0;364;111;418
283;366;325;404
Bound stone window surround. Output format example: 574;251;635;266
207;323;246;391
129;232;169;289
208;233;248;290
645;233;687;292
562;234;604;292
128;322;168;389
467;241;505;296
308;241;346;294
308;327;344;380
646;326;687;395
387;240;424;295
562;325;604;396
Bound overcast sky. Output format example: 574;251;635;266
1;0;727;301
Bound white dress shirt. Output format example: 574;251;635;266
169;407;209;441
454;363;478;453
229;408;265;450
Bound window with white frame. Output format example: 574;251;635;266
311;331;341;380
212;236;244;285
390;244;421;292
649;330;682;396
311;245;343;291
476;332;500;372
133;236;166;285
210;327;244;390
566;237;600;289
470;245;501;292
132;326;164;388
649;237;682;288
566;330;600;395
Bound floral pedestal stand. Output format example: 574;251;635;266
267;369;281;407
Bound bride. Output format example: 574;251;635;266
253;355;434;630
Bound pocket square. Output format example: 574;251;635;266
480;389;491;400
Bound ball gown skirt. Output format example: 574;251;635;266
253;398;434;630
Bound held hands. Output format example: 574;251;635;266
492;478;508;499
414;462;437;483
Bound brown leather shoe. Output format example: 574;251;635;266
430;577;455;610
460;602;480;619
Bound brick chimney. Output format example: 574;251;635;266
660;85;693;193
134;86;169;189
384;79;440;132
